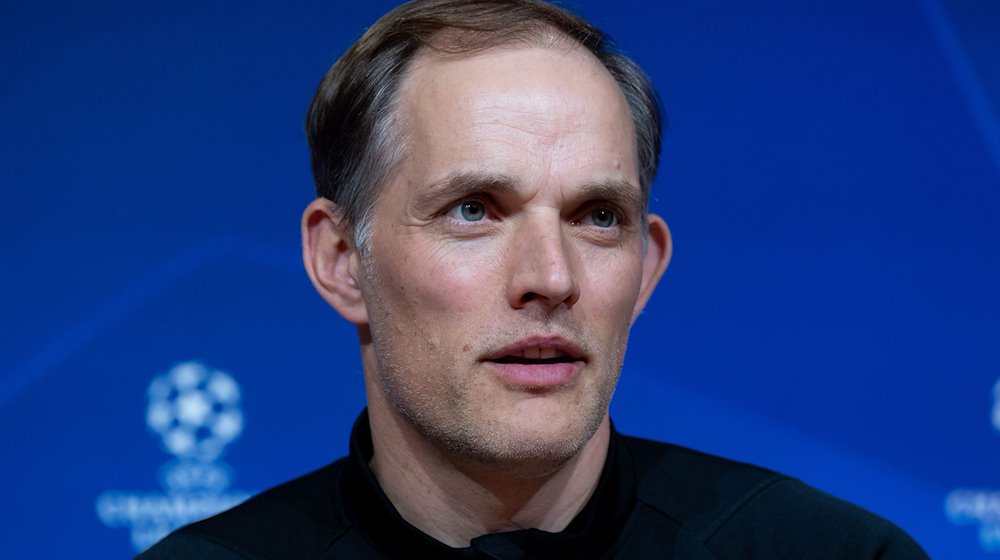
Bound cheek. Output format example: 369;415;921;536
379;241;498;320
580;255;645;353
582;248;644;305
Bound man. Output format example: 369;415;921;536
141;1;928;558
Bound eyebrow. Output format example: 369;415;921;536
412;172;520;213
412;172;643;214
576;179;644;214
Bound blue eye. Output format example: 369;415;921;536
455;200;486;222
590;207;617;228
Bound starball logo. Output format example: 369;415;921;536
944;378;1000;551
96;361;254;552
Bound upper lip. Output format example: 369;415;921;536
481;335;586;363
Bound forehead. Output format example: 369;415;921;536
393;43;638;186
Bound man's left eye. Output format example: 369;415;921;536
590;207;618;228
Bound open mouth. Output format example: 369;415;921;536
483;341;584;363
482;339;585;387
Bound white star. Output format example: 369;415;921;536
207;373;239;403
176;390;212;426
213;411;243;440
172;362;205;389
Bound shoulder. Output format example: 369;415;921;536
619;435;929;559
137;459;355;560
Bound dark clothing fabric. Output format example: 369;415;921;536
139;411;929;559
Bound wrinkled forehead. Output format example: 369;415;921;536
395;39;636;160
407;41;622;110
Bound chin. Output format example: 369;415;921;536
437;406;606;477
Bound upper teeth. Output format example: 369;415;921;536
518;346;562;360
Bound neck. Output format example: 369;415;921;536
365;391;610;548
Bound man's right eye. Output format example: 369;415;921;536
446;200;487;222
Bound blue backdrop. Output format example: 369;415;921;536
2;1;998;557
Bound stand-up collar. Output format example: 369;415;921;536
339;410;636;559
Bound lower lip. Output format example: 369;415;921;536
484;361;583;388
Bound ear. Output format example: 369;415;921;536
302;198;369;325
631;214;672;324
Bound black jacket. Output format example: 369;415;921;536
139;411;928;559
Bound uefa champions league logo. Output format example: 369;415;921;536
944;377;1000;550
96;361;254;552
147;361;243;464
146;362;243;492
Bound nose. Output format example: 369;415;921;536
505;215;581;311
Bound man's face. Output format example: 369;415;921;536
356;43;666;469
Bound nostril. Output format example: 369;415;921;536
521;292;537;303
